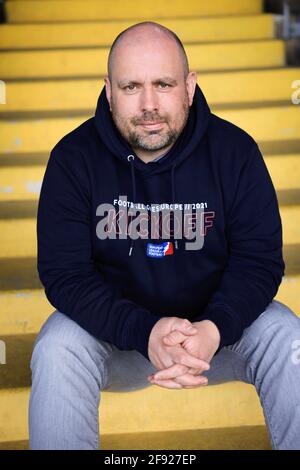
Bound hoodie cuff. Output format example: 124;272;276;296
123;310;165;361
194;306;241;355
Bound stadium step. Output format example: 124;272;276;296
1;153;300;201
5;0;263;23
0;381;270;448
0;40;285;80
0;425;272;450
1;105;299;155
0;68;299;115
0;15;274;50
0;266;298;335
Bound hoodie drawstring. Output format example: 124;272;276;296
171;162;179;250
127;155;136;256
126;155;179;256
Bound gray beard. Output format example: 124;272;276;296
124;126;179;152
110;95;189;153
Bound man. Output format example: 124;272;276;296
29;21;300;450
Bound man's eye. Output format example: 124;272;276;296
125;85;136;91
124;83;170;91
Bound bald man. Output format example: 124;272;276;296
30;21;300;450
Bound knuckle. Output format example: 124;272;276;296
178;353;186;364
169;331;178;339
177;364;187;374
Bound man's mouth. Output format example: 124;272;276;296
139;122;165;130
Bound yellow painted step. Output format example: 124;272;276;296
0;279;299;336
277;275;300;314
0;426;272;450
1;106;298;155
0;290;52;335
281;207;300;245
0;206;298;258
1;155;299;202
1;68;299;114
0;40;285;80
0;166;43;201
264;154;300;190
216;105;300;145
200;68;299;107
0;15;274;49
5;0;263;23
0;383;266;443
0;257;41;291
0;246;297;291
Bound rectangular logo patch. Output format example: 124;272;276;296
146;242;174;258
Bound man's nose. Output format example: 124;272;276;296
139;87;159;113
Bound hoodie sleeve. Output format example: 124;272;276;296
37;143;163;361
195;142;285;352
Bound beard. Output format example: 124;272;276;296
110;93;190;153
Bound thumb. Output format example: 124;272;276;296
164;320;198;345
173;319;197;335
163;330;191;345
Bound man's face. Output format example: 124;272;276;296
104;32;197;158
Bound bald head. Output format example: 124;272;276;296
103;21;197;163
107;21;189;83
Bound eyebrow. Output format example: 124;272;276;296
118;77;178;87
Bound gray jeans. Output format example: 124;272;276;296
28;299;300;450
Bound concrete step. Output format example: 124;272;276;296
0;15;274;50
1;105;298;156
1;154;299;201
0;382;267;444
0;166;43;201
0;40;285;80
0;290;51;335
216;105;300;154
0;273;299;335
4;0;263;23
1;68;299;115
1;244;295;292
0;425;272;450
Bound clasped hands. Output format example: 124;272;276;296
147;317;221;389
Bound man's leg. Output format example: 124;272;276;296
203;299;300;450
29;310;157;450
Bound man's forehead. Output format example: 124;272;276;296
113;33;181;63
116;28;175;47
108;27;188;84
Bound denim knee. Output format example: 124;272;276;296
30;310;112;390
225;300;300;376
257;300;300;334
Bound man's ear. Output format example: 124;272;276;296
186;71;197;107
104;76;112;111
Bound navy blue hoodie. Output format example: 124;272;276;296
37;83;285;360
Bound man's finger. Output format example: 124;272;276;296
177;351;210;371
151;379;183;389
162;343;210;371
150;373;209;389
173;374;208;387
187;367;203;375
163;330;191;345
172;319;197;334
150;363;188;381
